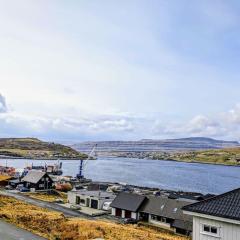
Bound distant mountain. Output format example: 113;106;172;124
72;137;240;157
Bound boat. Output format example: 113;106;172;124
26;161;63;176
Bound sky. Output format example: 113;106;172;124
1;0;240;142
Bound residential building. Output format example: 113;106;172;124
139;196;193;235
111;192;147;219
68;190;115;210
183;188;240;240
22;170;53;190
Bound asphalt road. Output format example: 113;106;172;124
0;190;87;218
0;220;46;240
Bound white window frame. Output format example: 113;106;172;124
200;224;221;238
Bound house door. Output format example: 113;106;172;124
139;212;149;221
115;208;122;217
91;199;98;209
76;196;80;204
86;198;90;207
125;210;131;218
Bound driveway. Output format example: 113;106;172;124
0;220;46;240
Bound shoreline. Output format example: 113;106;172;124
98;155;240;167
1;155;240;167
0;155;89;161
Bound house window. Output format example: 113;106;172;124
151;215;169;223
202;224;219;235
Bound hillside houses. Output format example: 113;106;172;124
111;192;194;235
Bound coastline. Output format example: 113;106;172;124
0;155;90;161
1;154;239;167
104;155;240;167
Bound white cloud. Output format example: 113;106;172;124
153;104;240;141
0;94;7;113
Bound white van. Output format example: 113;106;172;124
102;201;112;211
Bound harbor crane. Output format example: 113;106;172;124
76;144;97;179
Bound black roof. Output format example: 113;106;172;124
110;192;146;212
183;188;240;221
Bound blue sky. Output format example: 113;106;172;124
1;0;240;142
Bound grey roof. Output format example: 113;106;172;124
22;170;50;184
74;190;115;199
182;188;240;221
172;219;192;231
140;196;193;222
111;192;146;212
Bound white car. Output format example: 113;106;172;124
102;202;112;211
70;204;81;210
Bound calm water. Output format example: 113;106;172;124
0;157;240;194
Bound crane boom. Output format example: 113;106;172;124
76;144;97;179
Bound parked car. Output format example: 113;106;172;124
122;218;138;224
70;204;81;210
5;185;13;190
54;198;64;204
18;187;30;192
102;201;112;211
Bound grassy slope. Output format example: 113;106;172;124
151;148;240;166
0;138;88;160
0;195;188;240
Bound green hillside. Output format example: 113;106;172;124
0;138;88;160
151;148;240;166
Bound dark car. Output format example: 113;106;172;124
18;187;30;192
122;218;138;224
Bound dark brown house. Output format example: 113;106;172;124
22;171;53;190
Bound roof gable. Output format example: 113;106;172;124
183;188;240;221
110;192;146;212
22;170;51;184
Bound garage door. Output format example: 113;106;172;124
116;208;122;217
125;210;131;218
91;199;98;209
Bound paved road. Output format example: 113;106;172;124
0;190;120;223
0;190;88;218
0;220;46;240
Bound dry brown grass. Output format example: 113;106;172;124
0;195;189;240
23;192;67;203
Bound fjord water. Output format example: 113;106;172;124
0;157;240;194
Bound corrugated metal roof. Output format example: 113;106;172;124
22;170;49;184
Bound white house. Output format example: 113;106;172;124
183;188;240;240
68;190;115;210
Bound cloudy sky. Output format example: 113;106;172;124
1;0;240;142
